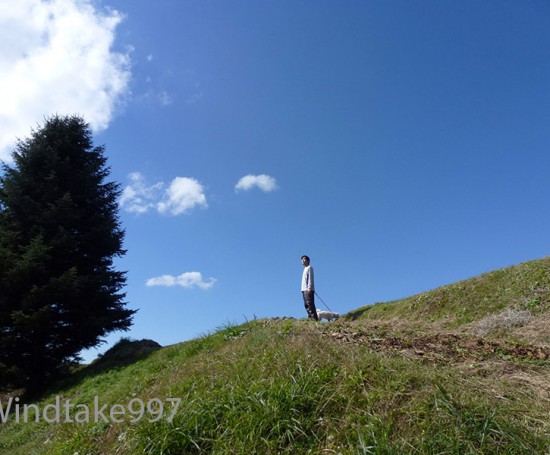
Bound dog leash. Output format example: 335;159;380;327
314;291;334;314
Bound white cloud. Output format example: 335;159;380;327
119;172;163;214
146;272;217;290
235;174;278;192
157;177;208;215
0;0;131;160
120;173;207;216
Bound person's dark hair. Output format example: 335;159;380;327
301;255;310;262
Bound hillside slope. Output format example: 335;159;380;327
0;258;548;454
349;256;550;345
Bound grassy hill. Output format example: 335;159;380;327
1;257;549;454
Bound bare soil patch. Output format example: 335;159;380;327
318;320;549;365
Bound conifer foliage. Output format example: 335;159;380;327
0;115;135;390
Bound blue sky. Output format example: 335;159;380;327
1;0;550;362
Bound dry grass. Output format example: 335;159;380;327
514;312;550;346
471;308;535;336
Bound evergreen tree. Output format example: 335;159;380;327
0;115;135;391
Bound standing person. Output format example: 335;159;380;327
301;255;318;320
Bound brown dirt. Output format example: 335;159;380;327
317;319;550;365
327;330;548;363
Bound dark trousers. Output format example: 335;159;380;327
302;291;318;320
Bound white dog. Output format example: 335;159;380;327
316;309;340;322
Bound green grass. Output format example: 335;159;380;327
1;257;549;454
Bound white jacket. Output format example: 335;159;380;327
301;266;314;292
